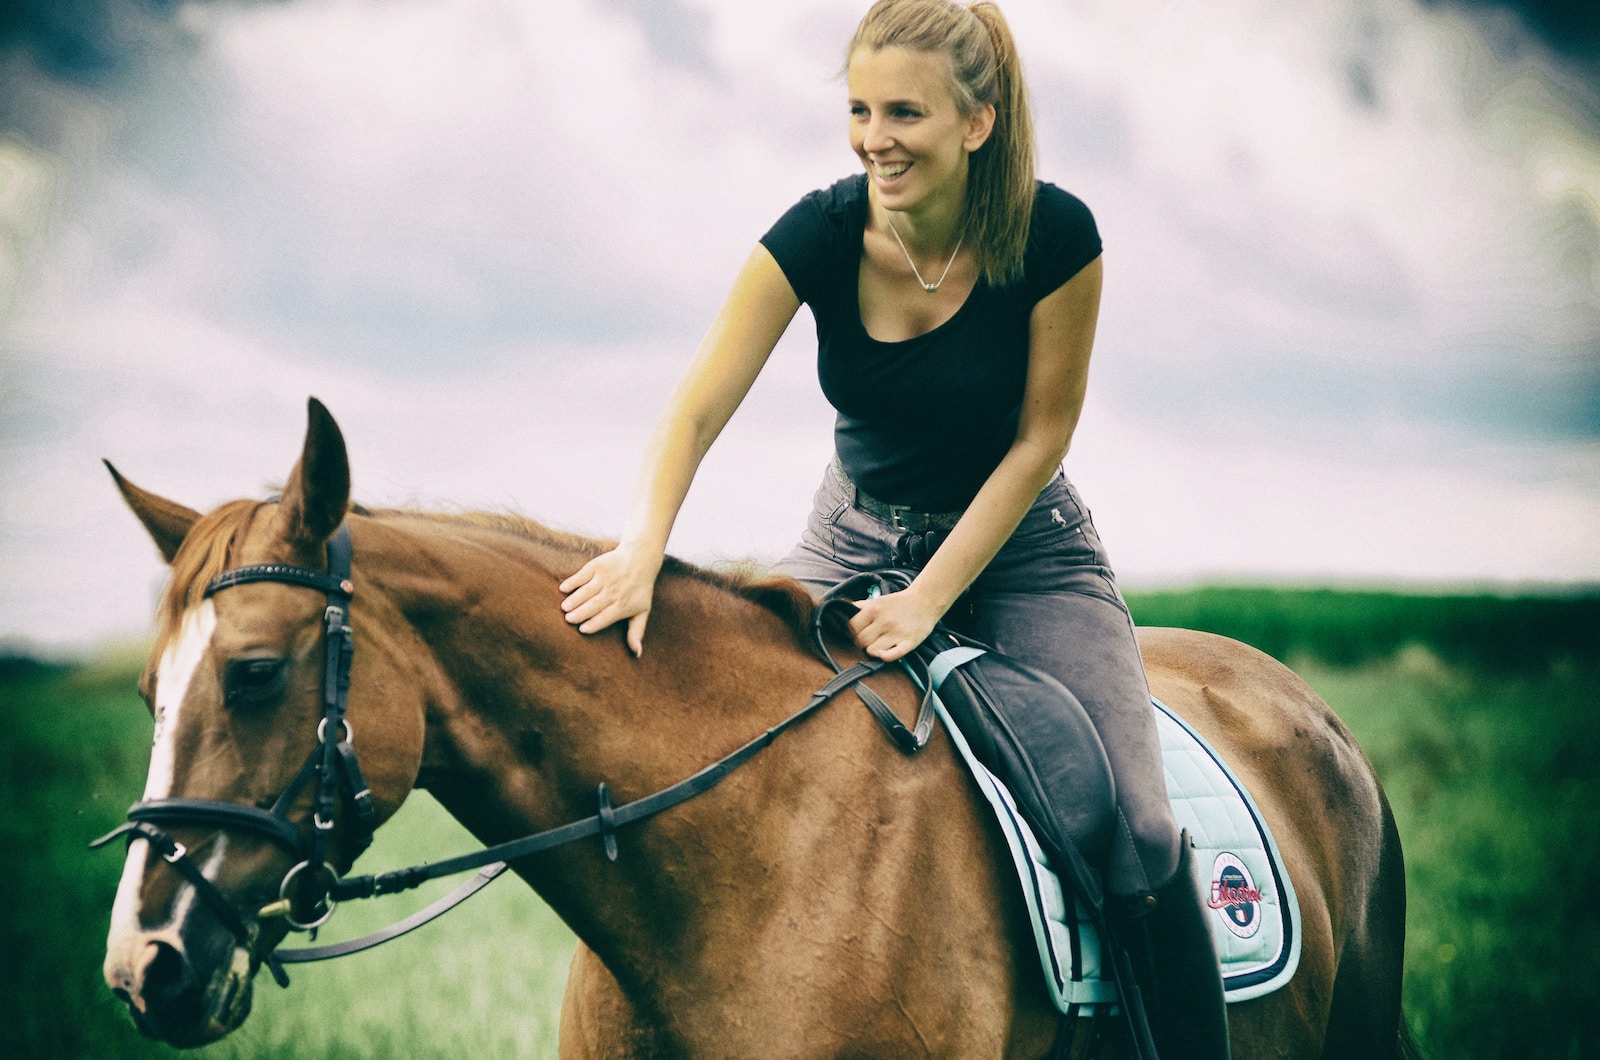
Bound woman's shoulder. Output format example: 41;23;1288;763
788;173;868;224
760;174;868;303
1030;180;1097;238
764;173;866;244
1020;180;1102;300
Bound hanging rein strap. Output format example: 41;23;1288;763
266;656;891;974
323;659;889;901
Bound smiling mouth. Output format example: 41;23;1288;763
875;161;910;179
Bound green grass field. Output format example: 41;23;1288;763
6;589;1596;1058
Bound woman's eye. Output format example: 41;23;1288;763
224;658;287;707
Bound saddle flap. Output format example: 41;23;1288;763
925;642;1117;868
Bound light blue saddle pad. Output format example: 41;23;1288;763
927;648;1301;1013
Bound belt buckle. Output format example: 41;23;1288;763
888;504;916;533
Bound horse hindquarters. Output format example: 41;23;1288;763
1134;628;1407;1060
1319;782;1409;1060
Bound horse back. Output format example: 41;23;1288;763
1136;627;1408;1059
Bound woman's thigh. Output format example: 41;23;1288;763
968;476;1181;892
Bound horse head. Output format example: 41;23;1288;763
100;399;426;1046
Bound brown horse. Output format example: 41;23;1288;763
99;399;1407;1058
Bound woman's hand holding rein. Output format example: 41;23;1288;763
848;585;946;662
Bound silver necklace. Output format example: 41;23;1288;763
886;220;964;294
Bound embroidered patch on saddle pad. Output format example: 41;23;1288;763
928;664;1300;1013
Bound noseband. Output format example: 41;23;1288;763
93;520;906;987
92;523;375;979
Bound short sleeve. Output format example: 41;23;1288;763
759;176;864;309
1024;184;1102;304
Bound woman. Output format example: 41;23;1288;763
559;2;1228;1055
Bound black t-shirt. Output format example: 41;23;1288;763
760;174;1102;511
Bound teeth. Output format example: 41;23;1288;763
877;162;909;178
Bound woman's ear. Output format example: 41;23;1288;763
964;102;996;153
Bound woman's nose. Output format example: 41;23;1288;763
861;115;893;154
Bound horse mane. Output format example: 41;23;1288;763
155;499;270;653
154;500;818;649
378;507;819;642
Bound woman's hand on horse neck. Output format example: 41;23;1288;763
560;542;665;656
560;245;801;657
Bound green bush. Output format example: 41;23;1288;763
1125;586;1599;673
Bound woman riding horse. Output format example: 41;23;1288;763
101;399;1409;1056
558;3;1228;1054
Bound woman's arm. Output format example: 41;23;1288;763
560;244;801;655
848;255;1104;660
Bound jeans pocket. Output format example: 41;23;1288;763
1000;479;1104;569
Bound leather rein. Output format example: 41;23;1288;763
92;523;918;987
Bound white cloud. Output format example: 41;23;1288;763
2;0;1596;652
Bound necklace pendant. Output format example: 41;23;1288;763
887;218;964;299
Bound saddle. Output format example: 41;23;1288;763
811;570;1117;914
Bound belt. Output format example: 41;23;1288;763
834;460;964;534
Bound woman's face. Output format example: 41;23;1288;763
847;45;994;217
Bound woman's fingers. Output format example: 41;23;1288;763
625;612;650;658
559;548;657;652
560;556;623;625
560;575;606;624
848;595;936;662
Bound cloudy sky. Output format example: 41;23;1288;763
1;0;1596;652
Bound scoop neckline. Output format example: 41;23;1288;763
850;179;984;346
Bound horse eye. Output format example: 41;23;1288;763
224;657;287;708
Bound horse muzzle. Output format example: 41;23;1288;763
105;935;257;1047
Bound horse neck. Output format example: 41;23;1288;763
352;516;1032;1050
356;513;842;938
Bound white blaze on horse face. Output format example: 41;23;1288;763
107;601;218;957
146;601;217;800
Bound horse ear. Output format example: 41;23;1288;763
105;460;201;565
276;397;351;549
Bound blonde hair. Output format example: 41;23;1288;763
850;0;1035;287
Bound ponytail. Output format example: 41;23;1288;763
850;0;1037;287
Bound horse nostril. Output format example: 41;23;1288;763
141;940;198;1013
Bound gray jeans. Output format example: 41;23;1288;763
772;461;1181;896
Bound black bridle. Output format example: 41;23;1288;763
93;522;895;987
91;523;373;982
